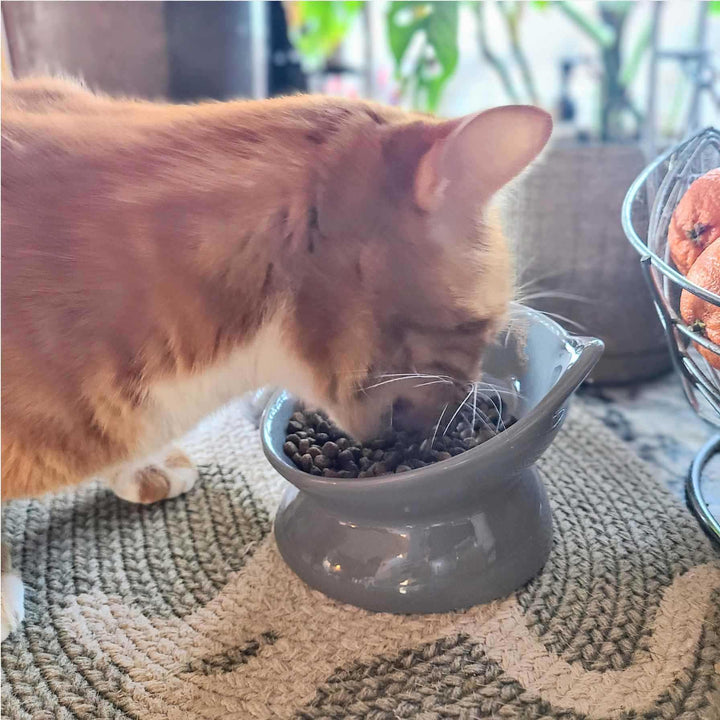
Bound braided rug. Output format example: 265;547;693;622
2;400;719;719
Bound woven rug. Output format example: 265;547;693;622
2;401;719;720
579;374;720;501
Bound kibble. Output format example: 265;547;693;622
337;448;355;466
284;400;516;479
314;454;331;469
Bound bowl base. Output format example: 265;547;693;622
274;467;553;614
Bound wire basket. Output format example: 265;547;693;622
622;126;720;542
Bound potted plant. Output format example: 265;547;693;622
384;1;674;384
485;1;670;384
287;1;718;383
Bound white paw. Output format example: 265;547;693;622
1;573;25;642
108;448;199;505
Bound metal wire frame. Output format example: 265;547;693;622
687;433;720;543
623;127;720;545
622;126;720;426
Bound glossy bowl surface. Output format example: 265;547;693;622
262;305;603;613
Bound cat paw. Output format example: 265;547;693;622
1;572;25;642
108;447;198;504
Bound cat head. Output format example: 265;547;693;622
285;104;552;440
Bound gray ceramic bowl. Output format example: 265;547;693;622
261;305;603;613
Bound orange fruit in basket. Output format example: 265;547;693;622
668;168;720;275
680;239;720;369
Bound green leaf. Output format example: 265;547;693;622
387;2;423;68
386;1;459;111
531;0;550;8
710;0;720;14
424;2;459;79
286;1;364;70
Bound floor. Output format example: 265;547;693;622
578;372;720;531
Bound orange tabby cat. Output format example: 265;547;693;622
1;76;551;639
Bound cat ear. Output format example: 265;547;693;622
414;105;552;212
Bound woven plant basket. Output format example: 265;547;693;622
504;142;672;385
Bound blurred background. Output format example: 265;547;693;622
4;1;717;146
2;0;719;383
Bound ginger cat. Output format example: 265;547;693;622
1;77;552;640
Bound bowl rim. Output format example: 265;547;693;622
261;305;603;493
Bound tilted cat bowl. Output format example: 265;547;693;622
262;304;603;613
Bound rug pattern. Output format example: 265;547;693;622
2;401;719;719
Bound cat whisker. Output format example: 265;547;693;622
429;403;449;449
509;300;588;333
495;391;504;431
458;398;494;433
331;369;450;381
536;309;588;332
361;376;424;391
362;373;455;392
471;383;478;430
458;383;505;430
378;372;454;381
468;381;525;400
412;379;454;389
470;386;505;432
442;388;474;437
513;269;569;295
516;290;591;304
467;383;518;396
502;319;519;350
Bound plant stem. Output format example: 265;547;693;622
556;1;615;48
620;15;651;89
497;2;539;104
599;4;625;141
625;94;644;128
474;2;520;103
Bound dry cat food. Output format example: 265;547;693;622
283;399;517;478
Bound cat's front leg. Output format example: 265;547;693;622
107;445;198;504
1;541;25;642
